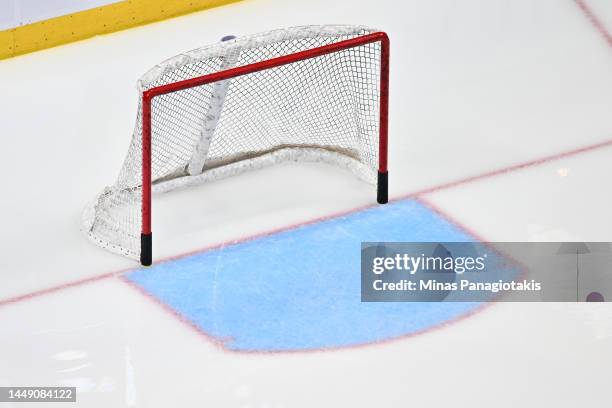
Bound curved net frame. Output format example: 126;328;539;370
82;25;389;262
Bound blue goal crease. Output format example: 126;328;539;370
127;198;490;352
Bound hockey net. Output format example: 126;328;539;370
82;25;389;264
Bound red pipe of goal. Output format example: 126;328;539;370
140;31;390;266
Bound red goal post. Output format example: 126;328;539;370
139;31;390;266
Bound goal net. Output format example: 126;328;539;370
82;25;390;265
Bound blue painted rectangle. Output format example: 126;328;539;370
127;199;485;352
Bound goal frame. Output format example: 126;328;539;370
140;31;390;266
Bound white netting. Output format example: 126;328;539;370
82;25;383;260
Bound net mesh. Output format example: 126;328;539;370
82;25;383;260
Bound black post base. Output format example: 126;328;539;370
377;171;388;204
141;233;152;266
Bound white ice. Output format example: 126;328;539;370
0;0;611;406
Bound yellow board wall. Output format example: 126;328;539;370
0;0;242;60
